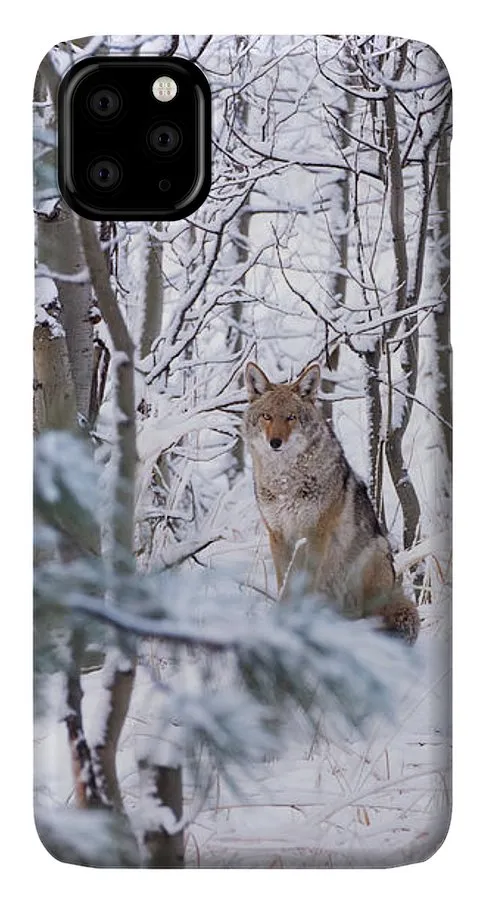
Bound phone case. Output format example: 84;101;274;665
33;35;452;868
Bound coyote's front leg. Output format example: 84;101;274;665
267;529;294;593
269;530;312;602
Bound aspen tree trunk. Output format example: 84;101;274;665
228;36;251;481
34;54;104;807
381;63;421;549
365;348;386;525
76;217;141;861
36;50;139;857
35;208;105;812
33;314;77;434
433;131;452;463
139;748;185;868
132;224;185;865
139;230;164;360
228;207;249;481
80;217;186;866
320;92;353;423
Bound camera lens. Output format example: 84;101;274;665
88;87;122;119
147;122;182;155
88;158;122;191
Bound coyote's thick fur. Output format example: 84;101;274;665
243;362;420;643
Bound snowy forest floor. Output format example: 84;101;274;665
34;632;451;867
34;487;451;869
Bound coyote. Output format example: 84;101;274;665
243;362;420;643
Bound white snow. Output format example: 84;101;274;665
34;521;451;867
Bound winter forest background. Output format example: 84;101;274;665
33;35;451;868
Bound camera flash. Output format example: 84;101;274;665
152;76;178;103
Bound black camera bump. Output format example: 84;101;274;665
58;57;211;220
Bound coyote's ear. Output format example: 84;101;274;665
245;362;272;401
293;364;320;400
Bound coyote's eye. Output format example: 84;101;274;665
261;413;272;421
286;414;296;421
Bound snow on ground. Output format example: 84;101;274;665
34;506;451;869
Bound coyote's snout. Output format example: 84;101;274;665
243;361;420;644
